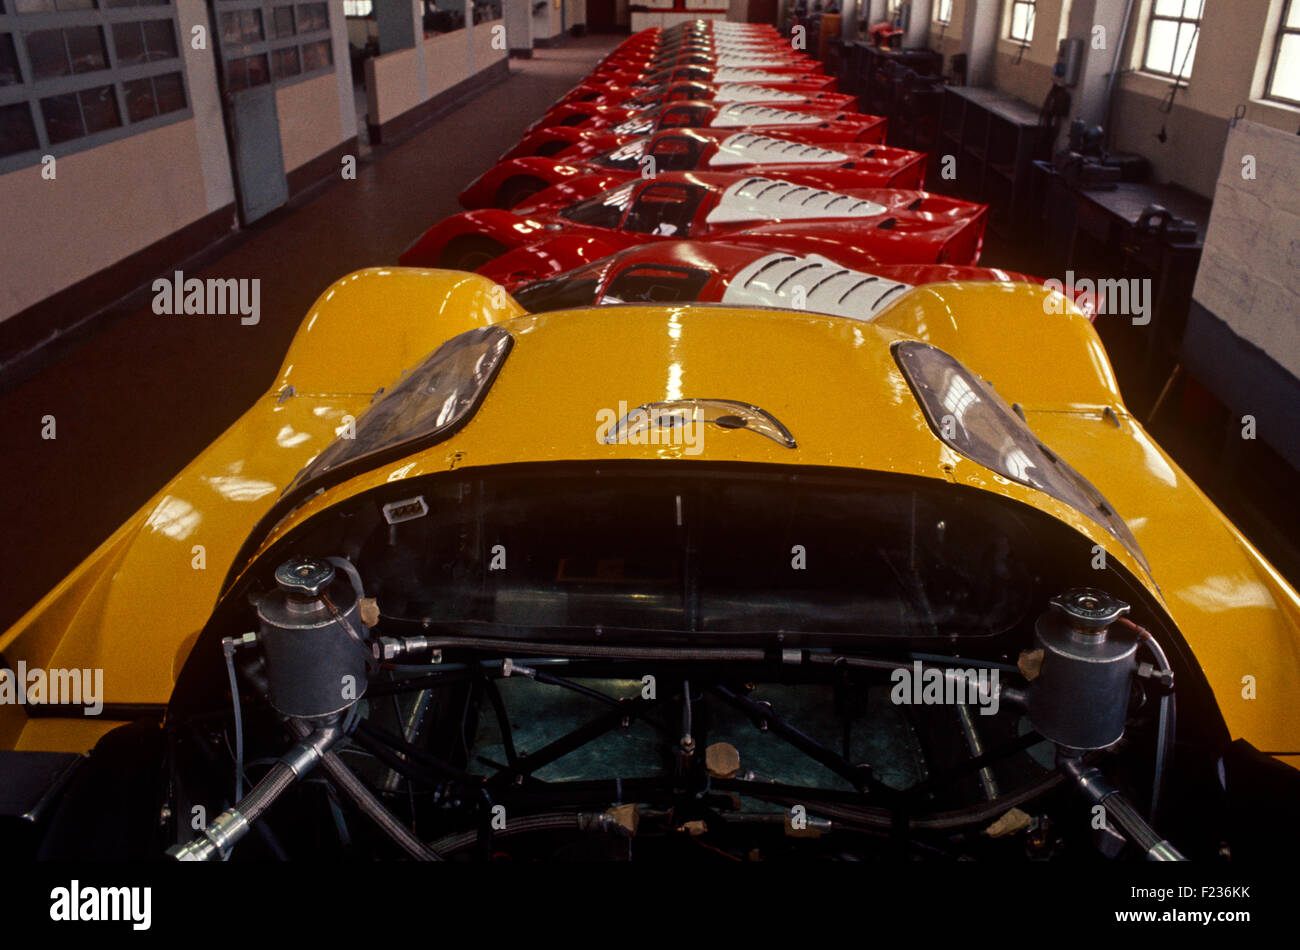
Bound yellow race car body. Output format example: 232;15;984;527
3;269;1297;861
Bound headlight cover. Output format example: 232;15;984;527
289;325;513;493
893;340;1150;573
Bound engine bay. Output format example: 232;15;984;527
160;464;1232;862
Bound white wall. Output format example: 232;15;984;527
365;20;508;129
0;0;361;324
1192;120;1300;378
0;0;234;322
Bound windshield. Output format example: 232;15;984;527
272;464;1112;642
559;183;637;229
593;138;650;171
513;263;608;312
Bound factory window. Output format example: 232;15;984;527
27;26;110;77
0;32;21;84
226;51;269;90
934;0;952;25
0;101;39;154
1266;0;1300;105
1141;0;1203;80
0;0;190;171
269;5;294;38
1007;0;1036;43
122;69;183;119
216;0;332;96
295;1;326;31
300;36;329;70
113;18;179;64
270;43;299;78
40;81;119;141
220;9;263;45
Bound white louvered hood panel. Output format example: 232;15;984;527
707;133;848;167
721;252;913;320
709;103;825;128
705;177;887;224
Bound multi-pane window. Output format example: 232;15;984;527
0;0;188;167
342;0;371;16
1266;0;1300;105
934;0;953;25
1142;0;1203;80
1007;0;1036;43
215;0;332;96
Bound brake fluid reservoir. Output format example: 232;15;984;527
257;556;370;719
1027;588;1138;751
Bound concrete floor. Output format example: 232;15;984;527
0;36;620;631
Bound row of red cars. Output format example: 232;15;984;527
399;19;1077;321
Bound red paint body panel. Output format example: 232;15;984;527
590;65;839;92
506;238;1045;306
399;171;988;284
460;132;927;209
527;96;862;135
501;106;887;162
557;80;857;112
596;52;824;75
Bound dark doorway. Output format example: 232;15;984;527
586;0;620;33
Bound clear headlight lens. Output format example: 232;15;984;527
289;325;512;492
894;340;1149;572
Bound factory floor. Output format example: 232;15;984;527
0;35;622;631
1;33;1297;633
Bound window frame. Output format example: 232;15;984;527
1264;0;1300;106
1006;0;1037;45
0;0;191;174
934;0;953;26
1140;0;1204;81
213;0;334;97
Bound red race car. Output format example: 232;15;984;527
460;130;928;209
597;58;825;87
553;80;857;117
596;49;822;76
510;239;1046;319
605;26;795;50
400;172;987;287
526;90;862;135
502;102;887;161
597;65;840;92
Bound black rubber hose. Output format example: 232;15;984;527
392;635;770;662
287;719;443;861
